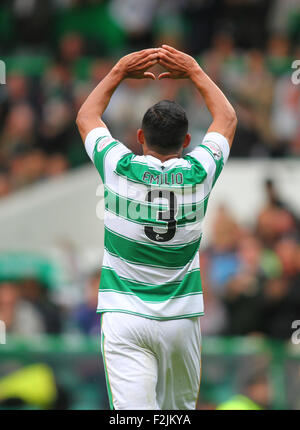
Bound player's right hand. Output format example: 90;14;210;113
158;45;200;80
114;49;159;80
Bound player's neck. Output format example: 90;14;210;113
143;148;182;163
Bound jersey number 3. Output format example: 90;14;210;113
144;190;177;242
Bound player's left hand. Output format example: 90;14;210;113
114;49;159;80
157;45;200;79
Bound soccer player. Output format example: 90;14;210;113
76;45;237;410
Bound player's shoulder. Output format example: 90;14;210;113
187;132;230;171
198;132;230;163
184;131;230;188
85;127;131;162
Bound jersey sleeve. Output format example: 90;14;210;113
84;127;131;183
188;131;230;191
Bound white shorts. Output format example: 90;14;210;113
101;312;201;410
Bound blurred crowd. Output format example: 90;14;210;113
0;179;299;342
0;0;300;199
1;0;300;411
0;0;300;342
201;179;300;340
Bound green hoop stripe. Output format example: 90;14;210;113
104;186;209;227
115;153;208;185
97;309;204;320
100;267;202;302
104;227;201;268
93;140;120;182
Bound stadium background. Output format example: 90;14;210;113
0;0;300;410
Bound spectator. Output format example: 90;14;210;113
72;272;101;336
0;281;45;336
260;276;300;339
0;1;300;199
21;278;63;335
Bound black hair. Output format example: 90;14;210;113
142;100;188;154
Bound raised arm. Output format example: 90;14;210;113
158;45;237;147
76;49;159;141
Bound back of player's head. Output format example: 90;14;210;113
142;100;188;154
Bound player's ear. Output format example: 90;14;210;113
183;133;191;148
137;129;145;146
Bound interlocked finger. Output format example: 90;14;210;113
158;58;177;70
161;44;178;54
140;60;158;70
134;53;158;68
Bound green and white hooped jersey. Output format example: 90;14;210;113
85;127;230;320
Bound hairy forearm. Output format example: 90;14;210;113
77;66;123;120
190;68;235;119
76;48;157;141
76;65;124;140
